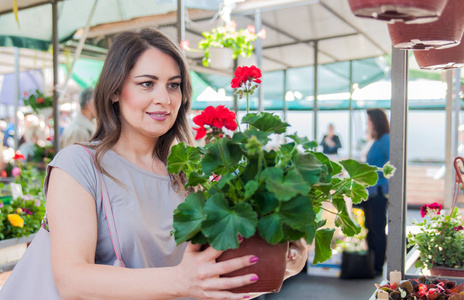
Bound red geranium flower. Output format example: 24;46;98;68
193;106;237;140
420;202;443;217
13;153;25;161
231;65;262;89
453;226;464;232
36;97;45;104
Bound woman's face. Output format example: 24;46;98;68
116;47;182;141
367;116;374;134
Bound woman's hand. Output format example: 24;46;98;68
284;239;308;279
175;243;259;300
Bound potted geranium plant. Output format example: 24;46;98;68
23;90;53;115
167;65;393;293
182;20;265;69
408;202;464;277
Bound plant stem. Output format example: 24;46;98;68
217;139;245;194
246;92;249;115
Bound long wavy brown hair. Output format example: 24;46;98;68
85;28;193;188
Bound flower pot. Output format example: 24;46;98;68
348;0;448;24
430;266;464;277
208;47;234;70
216;234;288;293
388;0;464;50
413;35;464;70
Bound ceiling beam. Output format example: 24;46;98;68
318;2;389;54
0;1;66;17
232;0;320;16
263;32;358;50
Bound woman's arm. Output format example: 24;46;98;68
47;167;258;300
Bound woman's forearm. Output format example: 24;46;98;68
56;263;183;300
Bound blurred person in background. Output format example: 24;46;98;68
60;88;96;148
320;123;342;155
18;115;48;160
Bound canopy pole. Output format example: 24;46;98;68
52;0;59;155
283;69;287;122
387;47;408;276
177;0;185;44
254;9;263;112
13;48;19;150
349;60;353;159
454;69;461;158
58;0;97;104
444;70;453;209
313;40;318;142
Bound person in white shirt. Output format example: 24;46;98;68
60;88;95;148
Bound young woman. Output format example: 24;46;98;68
358;108;390;276
0;28;306;299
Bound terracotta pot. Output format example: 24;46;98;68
216;234;288;293
208;47;234;70
348;0;448;23
388;0;464;50
430;266;464;277
413;35;464;70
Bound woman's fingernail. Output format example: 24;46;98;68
249;256;259;263
250;276;259;282
238;235;243;241
243;296;250;299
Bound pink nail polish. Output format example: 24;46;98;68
238;235;243;241
243;296;250;299
250;276;259;282
249;256;259;263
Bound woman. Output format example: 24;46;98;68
1;28;306;299
359;108;390;276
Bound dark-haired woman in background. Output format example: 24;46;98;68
359;108;390;276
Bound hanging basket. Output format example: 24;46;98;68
413;35;464;70
388;0;464;50
208;47;234;70
430;266;464;278
347;0;448;23
215;234;288;293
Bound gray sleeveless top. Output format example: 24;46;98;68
46;145;189;277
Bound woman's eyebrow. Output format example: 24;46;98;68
134;75;182;80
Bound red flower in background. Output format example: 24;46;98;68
193;105;237;140
453;226;464;232
420;202;443;218
1;170;7;178
36;97;45;104
180;40;190;50
231;66;262;89
13;153;25;161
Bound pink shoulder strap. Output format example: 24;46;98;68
80;146;125;268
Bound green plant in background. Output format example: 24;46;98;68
167;66;394;265
408;203;464;271
22;89;53;114
196;20;266;67
0;194;45;240
15;163;47;196
334;208;368;254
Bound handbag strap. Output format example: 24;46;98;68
80;146;125;267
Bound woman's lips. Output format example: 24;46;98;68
147;111;170;121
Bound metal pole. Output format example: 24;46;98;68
254;9;263;112
283;69;288;122
13;48;19;150
52;0;59;155
233;58;238;113
313;40;318;142
387;47;408;276
454;69;461;158
444;70;454;209
177;0;185;44
349;60;353;159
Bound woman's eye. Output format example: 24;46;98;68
140;81;154;88
168;82;181;90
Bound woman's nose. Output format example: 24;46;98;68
153;86;171;105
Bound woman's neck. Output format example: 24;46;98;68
112;134;161;173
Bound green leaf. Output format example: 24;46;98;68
244;180;259;199
201;139;242;175
186;172;208;187
332;196;361;236
217;173;235;189
383;162;396;179
244;129;271;145
167;143;201;174
313;228;335;265
202;194;258;250
258;214;284;244
242;112;289;134
279;195;315;229
283;224;305;241
339;159;379;186
276;142;297;168
286;133;318;150
254;191;279;215
304;222;317;244
173;192;207;244
344;181;369;204
261;168;309;201
294;153;324;185
313;152;342;176
190;231;208;245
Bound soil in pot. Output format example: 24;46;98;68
215;234;288;293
